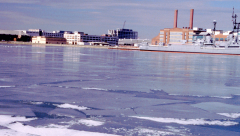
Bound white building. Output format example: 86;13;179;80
64;32;118;46
32;36;66;44
64;31;83;45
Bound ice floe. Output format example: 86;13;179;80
61;119;104;127
105;127;189;136
131;116;238;126
82;87;108;91
169;94;232;99
0;115;36;126
211;96;232;99
0;115;118;136
30;101;43;105
0;86;15;88
218;113;240;118
133;128;175;136
54;103;89;111
78;119;104;126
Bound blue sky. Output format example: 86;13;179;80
0;0;240;39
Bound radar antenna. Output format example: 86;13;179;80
232;7;240;33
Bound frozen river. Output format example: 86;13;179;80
0;43;240;135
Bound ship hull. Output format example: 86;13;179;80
139;44;240;55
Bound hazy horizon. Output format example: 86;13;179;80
0;0;239;39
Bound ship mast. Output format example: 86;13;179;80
232;7;240;33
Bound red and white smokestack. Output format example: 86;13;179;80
174;10;178;28
189;9;194;29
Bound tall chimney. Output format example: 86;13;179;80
174;10;178;28
189;9;194;29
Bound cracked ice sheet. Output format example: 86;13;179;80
134;104;230;119
54;103;89;111
1;85;185;110
130;116;238;126
0;115;119;136
83;109;136;117
0;108;35;117
76;96;187;110
105;127;179;136
191;102;240;113
48;108;86;118
61;119;105;127
191;102;240;118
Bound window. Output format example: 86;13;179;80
220;38;223;41
169;39;181;42
170;35;182;38
215;38;219;41
225;38;227;41
193;35;203;41
170;32;182;35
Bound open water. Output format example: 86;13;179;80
0;43;240;136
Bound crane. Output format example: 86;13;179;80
123;21;126;29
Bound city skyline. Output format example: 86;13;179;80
0;0;239;39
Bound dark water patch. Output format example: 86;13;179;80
188;125;240;136
198;123;240;133
225;78;240;87
38;80;84;85
153;101;193;106
33;111;68;119
74;110;87;117
38;79;91;86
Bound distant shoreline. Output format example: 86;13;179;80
0;41;140;50
0;41;109;49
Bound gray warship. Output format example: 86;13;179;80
140;9;240;55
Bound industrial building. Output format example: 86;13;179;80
152;9;194;45
152;9;231;45
108;29;138;39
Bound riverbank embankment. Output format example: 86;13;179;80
0;41;140;50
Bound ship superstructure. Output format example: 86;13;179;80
140;8;240;55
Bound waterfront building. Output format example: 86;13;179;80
26;29;66;38
32;36;66;44
118;39;150;46
159;28;194;45
0;30;31;41
152;9;195;45
108;29;138;39
64;32;118;46
26;29;43;37
63;31;83;45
